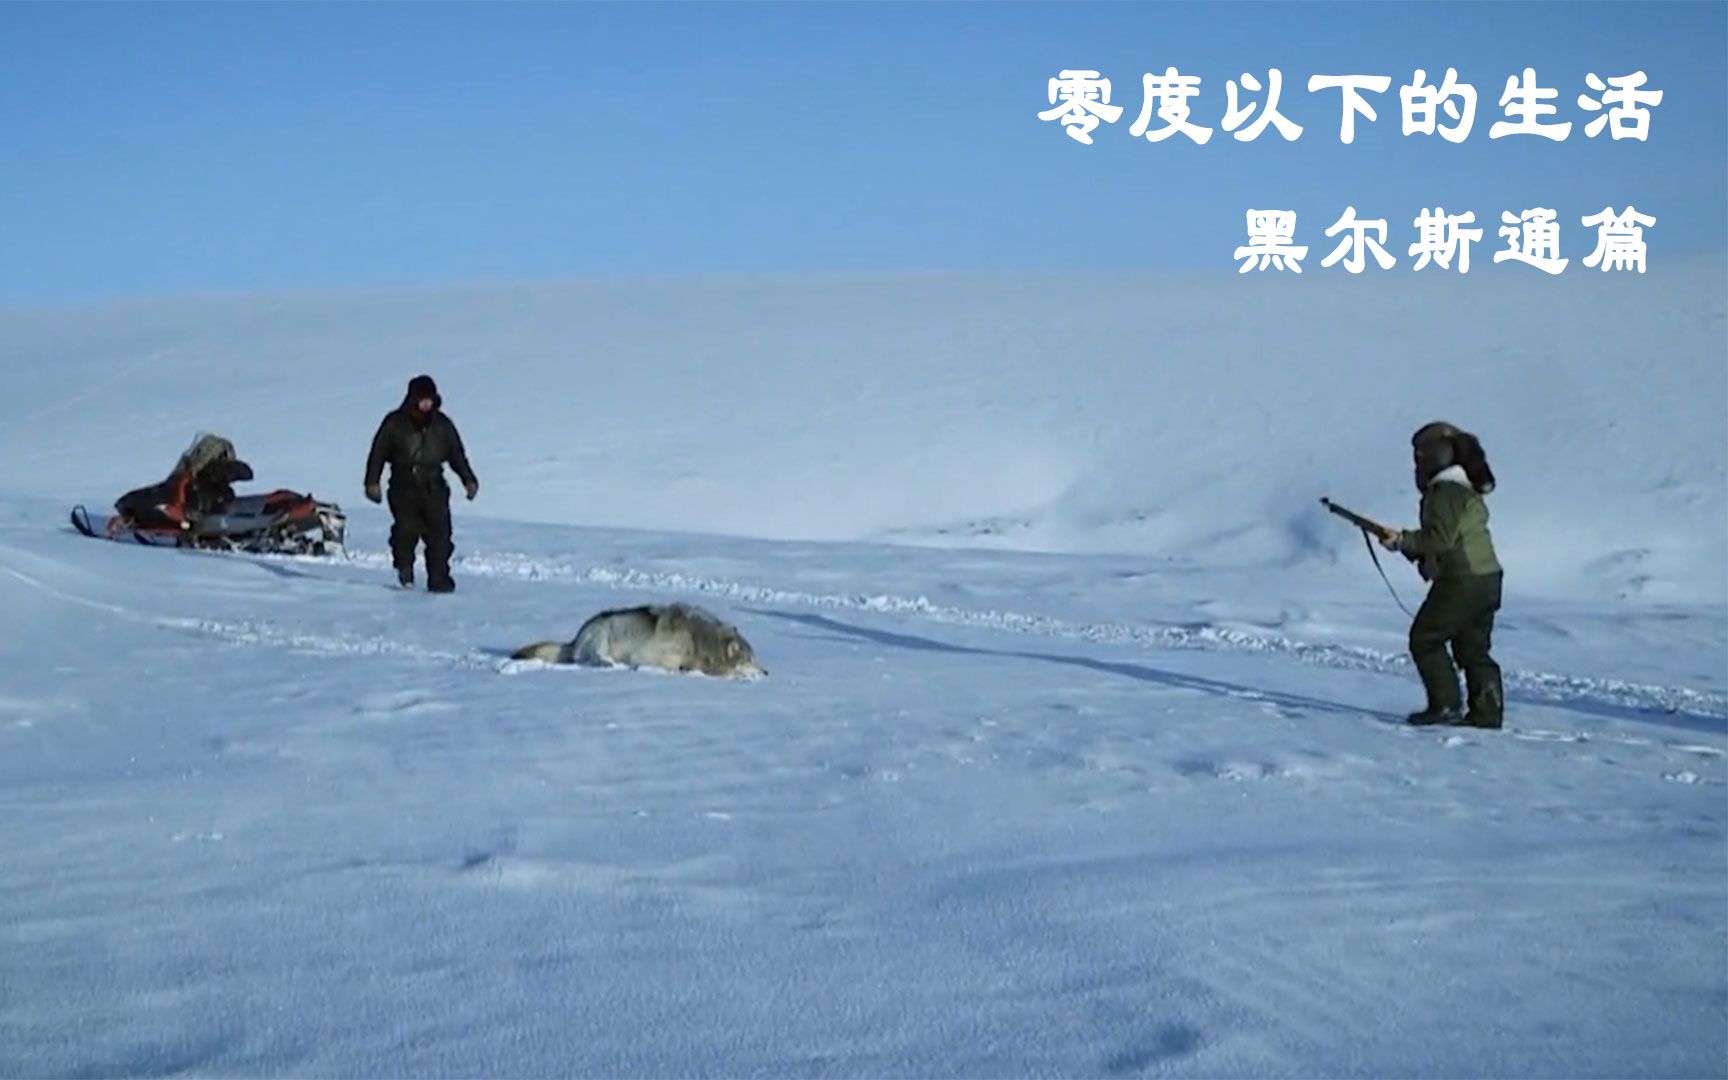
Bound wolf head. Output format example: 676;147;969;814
712;631;766;679
660;605;762;678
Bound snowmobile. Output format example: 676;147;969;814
71;433;346;556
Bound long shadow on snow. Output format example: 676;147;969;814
751;609;1727;736
750;609;1398;723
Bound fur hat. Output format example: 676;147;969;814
1411;420;1495;494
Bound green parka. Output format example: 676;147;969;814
1396;466;1502;580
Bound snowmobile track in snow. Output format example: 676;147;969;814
10;536;1724;731
2;561;496;672
339;548;1728;726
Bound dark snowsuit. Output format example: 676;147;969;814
364;383;477;591
1396;469;1504;726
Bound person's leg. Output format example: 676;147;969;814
424;488;456;592
1408;580;1468;722
1453;573;1505;728
386;486;424;585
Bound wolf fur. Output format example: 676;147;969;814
511;603;765;678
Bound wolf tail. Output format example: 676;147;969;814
510;641;568;663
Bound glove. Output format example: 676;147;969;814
364;483;382;504
1378;528;1403;551
463;477;479;501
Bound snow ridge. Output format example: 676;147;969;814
341;549;1728;722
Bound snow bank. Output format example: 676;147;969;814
1;261;1721;603
1;263;1723;1077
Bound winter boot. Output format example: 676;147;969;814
1466;672;1505;730
1406;705;1467;727
397;567;415;589
428;576;456;594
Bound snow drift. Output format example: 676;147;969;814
3;259;1722;604
1;264;1723;1078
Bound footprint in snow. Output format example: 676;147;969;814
354;690;455;717
1669;743;1725;758
1172;758;1279;782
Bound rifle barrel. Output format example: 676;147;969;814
1319;497;1384;535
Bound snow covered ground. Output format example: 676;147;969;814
1;266;1724;1077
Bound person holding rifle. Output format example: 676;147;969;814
1374;421;1504;729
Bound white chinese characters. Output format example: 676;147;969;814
1401;68;1477;143
1321;207;1398;273
1579;72;1663;141
1222;70;1303;142
1489;68;1572;141
1409;208;1484;272
1038;70;1124;145
1033;66;1669;279
1129;68;1213;144
1308;75;1392;145
1237;207;1656;274
1040;68;1660;144
1234;210;1309;272
1493;209;1568;274
1581;207;1656;273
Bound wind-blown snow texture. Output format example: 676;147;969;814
1;267;1724;1078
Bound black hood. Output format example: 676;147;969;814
403;374;442;411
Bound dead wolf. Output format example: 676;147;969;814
511;603;765;678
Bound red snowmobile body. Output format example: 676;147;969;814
72;434;346;556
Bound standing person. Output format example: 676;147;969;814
1378;421;1505;728
363;375;479;593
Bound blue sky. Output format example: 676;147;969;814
0;1;1722;302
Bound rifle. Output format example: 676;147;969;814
1318;497;1396;540
1321;497;1424;613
